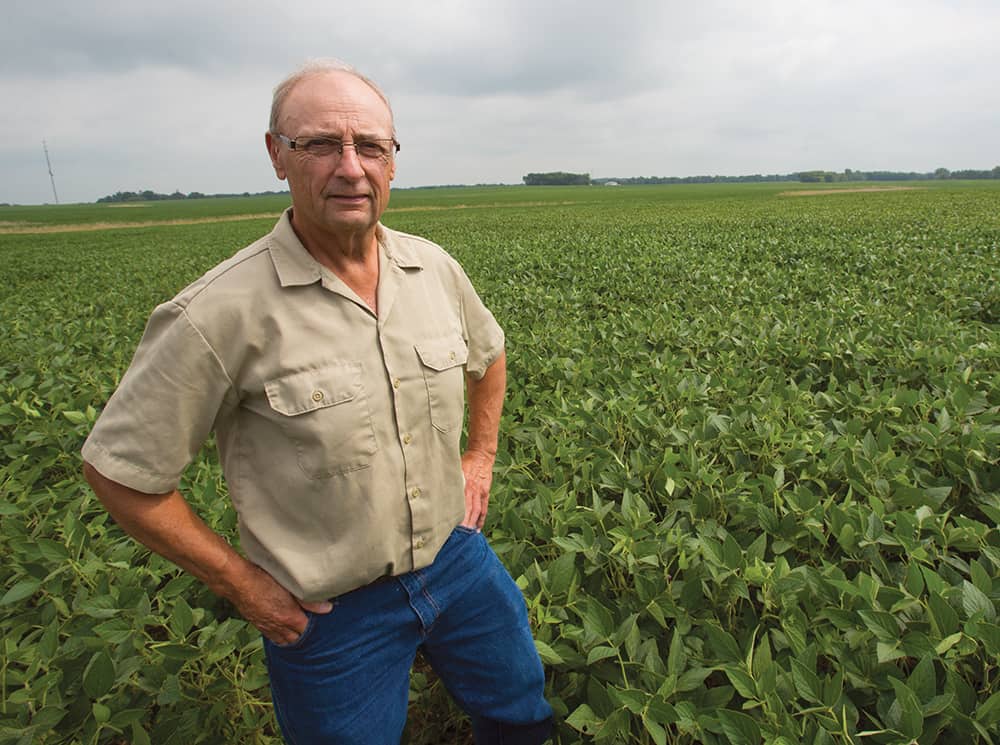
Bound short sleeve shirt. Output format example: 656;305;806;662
82;209;504;600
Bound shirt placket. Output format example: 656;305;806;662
377;258;435;567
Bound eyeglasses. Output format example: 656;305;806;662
275;133;400;162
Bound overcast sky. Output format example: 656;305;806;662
2;0;997;204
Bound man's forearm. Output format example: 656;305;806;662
82;462;254;601
460;351;507;529
83;462;328;644
465;350;506;456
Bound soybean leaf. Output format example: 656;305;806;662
967;620;1000;657
546;551;576;596
83;650;116;699
975;692;1000;727
587;646;619;665
704;624;742;663
962;581;996;622
791;658;821;703
858;610;900;641
642;714;667;745
169;597;194;638
1;578;41;605
907;656;936;703
928;592;960;636
718;709;761;745
725;667;757;699
565;703;600;735
889;678;924;740
533;639;564;665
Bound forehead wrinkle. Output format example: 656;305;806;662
278;72;394;138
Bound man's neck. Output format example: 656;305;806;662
289;215;381;313
290;213;377;269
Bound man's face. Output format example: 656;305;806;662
266;71;396;242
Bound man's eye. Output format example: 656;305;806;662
355;141;387;159
302;138;340;155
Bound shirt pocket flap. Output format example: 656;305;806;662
415;336;469;372
264;364;361;416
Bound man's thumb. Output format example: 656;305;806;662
299;599;334;614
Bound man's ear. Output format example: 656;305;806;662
265;132;286;180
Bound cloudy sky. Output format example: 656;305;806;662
2;0;997;204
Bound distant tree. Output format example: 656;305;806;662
523;172;591;186
934;167;951;179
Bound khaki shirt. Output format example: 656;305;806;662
82;210;504;600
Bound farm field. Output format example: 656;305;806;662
1;181;999;744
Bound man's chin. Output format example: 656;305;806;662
320;210;379;233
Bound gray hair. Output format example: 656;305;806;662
269;59;395;136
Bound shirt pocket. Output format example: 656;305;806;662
415;334;469;434
264;363;377;479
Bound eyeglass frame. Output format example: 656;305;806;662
273;132;400;160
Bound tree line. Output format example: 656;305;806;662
96;189;289;203
525;167;1000;187
95;165;1000;203
523;172;591;186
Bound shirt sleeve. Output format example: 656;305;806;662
81;300;236;494
455;264;505;379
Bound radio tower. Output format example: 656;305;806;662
42;140;59;204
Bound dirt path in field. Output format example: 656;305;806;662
779;186;924;197
0;201;580;235
0;213;282;235
390;200;578;211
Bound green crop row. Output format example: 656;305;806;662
2;183;999;744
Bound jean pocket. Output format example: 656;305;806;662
453;525;480;536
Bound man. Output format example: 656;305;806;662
82;60;553;744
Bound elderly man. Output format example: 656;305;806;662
82;60;553;744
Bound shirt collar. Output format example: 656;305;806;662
267;209;423;288
267;209;322;287
377;224;424;270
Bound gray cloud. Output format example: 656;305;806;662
2;0;997;204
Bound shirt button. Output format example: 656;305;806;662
410;487;421;499
402;433;412;444
393;378;401;389
311;390;324;402
415;537;426;549
449;351;456;361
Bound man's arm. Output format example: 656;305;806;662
461;350;506;531
82;462;331;644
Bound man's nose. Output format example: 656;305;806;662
334;145;365;178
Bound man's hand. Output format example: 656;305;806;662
230;562;333;646
461;449;495;531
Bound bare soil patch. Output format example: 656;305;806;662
0;202;577;235
390;200;578;212
779;186;924;197
0;213;281;235
1;201;581;234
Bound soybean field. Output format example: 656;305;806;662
2;181;999;744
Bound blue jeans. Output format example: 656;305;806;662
264;527;553;744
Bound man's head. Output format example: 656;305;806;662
266;60;397;246
268;60;395;138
